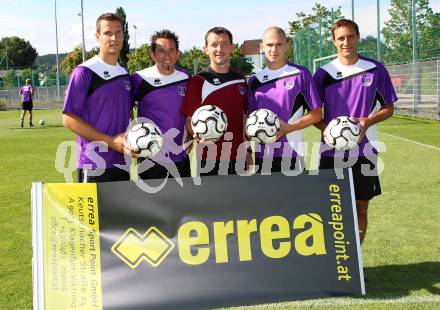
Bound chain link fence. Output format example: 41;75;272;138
387;60;440;120
0;86;66;110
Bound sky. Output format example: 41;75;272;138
0;0;439;56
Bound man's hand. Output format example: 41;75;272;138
322;125;330;145
276;119;287;141
354;117;371;143
193;134;219;145
111;132;134;156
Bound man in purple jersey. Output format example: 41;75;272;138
19;79;34;128
247;26;322;174
131;29;191;179
314;19;397;243
62;13;133;183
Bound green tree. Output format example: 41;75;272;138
177;47;209;74
19;68;40;86
115;7;130;68
382;0;439;63
230;44;254;75
61;45;98;75
0;36;38;69
358;36;390;60
288;3;343;69
127;44;154;73
3;69;19;87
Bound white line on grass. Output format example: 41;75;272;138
246;295;440;308
381;133;440;151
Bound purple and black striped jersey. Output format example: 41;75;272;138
20;85;33;102
248;63;322;158
63;56;133;169
314;56;397;157
131;66;191;163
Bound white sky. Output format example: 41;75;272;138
0;0;438;55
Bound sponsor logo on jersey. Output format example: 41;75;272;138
213;78;221;85
124;80;131;91
178;86;187;96
262;75;269;81
336;71;343;78
103;71;111;78
361;76;373;87
154;78;162;85
238;85;246;95
283;79;295;90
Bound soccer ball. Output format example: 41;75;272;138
39;119;45;126
125;122;163;158
246;109;281;144
191;105;228;140
325;116;361;151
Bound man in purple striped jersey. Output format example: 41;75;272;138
19;79;34;128
314;19;397;243
62;13;133;183
131;30;191;179
247;27;322;174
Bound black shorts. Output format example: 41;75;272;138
138;157;191;179
22;101;33;111
77;167;130;183
319;156;382;201
255;157;305;174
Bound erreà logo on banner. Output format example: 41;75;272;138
111;213;327;268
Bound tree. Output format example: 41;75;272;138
115;7;130;68
127;44;154;73
382;0;439;63
230;44;254;75
61;46;98;75
0;36;38;69
288;3;343;69
358;36;390;60
178;47;209;74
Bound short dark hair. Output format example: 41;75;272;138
96;13;122;33
332;19;360;39
150;29;180;53
204;27;233;46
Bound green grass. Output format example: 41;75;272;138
0;110;439;309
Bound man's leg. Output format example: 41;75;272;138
20;110;26;127
29;110;33;126
356;199;369;243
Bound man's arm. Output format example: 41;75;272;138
277;107;322;139
357;103;394;141
62;112;127;154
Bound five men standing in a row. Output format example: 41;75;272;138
62;13;397;243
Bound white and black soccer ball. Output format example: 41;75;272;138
325;116;361;151
246;109;281;144
191;105;228;140
39;119;45;126
125;122;163;158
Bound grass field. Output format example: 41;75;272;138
0;109;439;309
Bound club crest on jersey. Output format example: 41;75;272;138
103;71;111;78
154;78;161;85
361;76;373;87
124;80;131;91
238;85;246;95
283;79;295;90
213;78;221;85
178;86;186;96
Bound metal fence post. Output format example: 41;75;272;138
437;60;440;120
